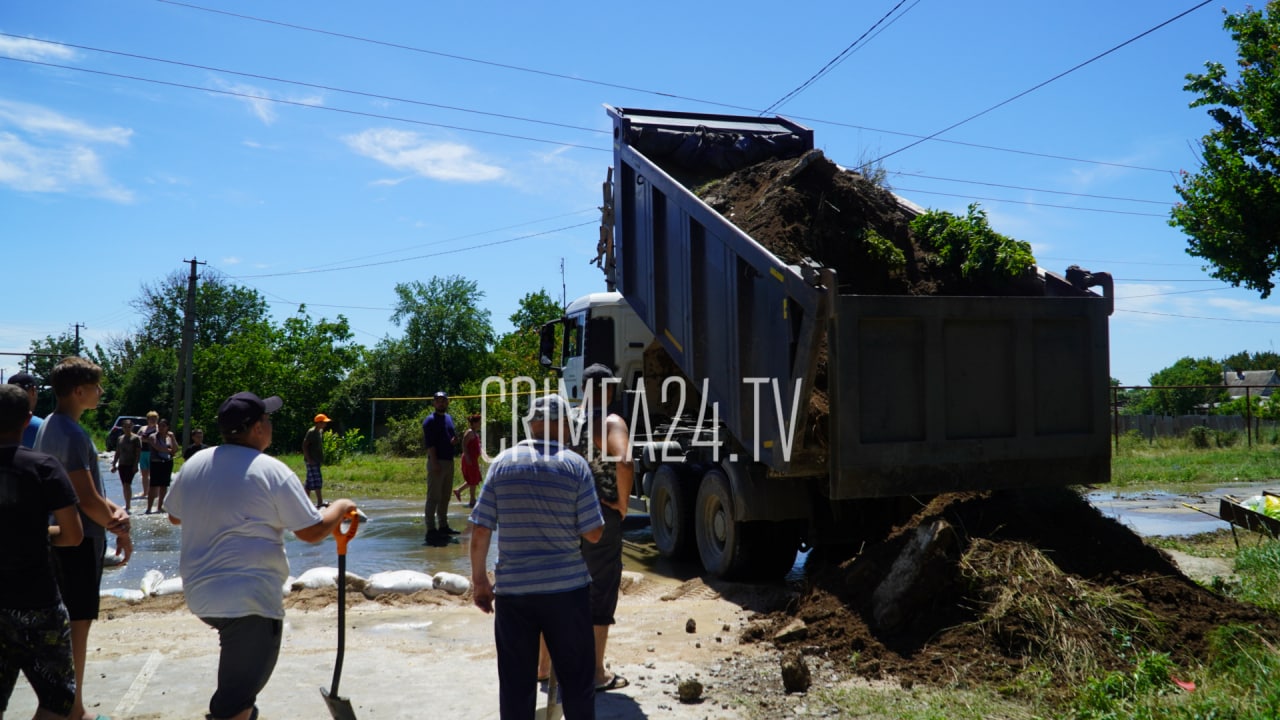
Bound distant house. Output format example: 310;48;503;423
1224;369;1280;400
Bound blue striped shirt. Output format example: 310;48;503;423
469;439;603;596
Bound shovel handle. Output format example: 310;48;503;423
333;508;360;555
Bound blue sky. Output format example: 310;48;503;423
1;0;1275;387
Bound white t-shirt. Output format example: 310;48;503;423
165;444;323;619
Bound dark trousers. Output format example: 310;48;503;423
494;586;595;720
201;615;282;719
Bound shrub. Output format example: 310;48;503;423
1187;425;1212;449
909;203;1035;286
322;428;364;466
1213;429;1241;448
375;414;425;458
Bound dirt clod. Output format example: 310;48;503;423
780;652;811;693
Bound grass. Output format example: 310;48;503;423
1110;434;1280;488
276;453;431;499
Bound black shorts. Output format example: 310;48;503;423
582;505;623;626
0;604;75;716
201;615;283;719
118;463;138;483
150;457;174;487
52;536;106;621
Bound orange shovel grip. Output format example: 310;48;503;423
332;508;360;555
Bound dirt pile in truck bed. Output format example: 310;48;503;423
696;150;934;295
747;488;1280;698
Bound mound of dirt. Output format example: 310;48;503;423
749;489;1280;694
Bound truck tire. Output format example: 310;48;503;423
649;464;695;559
695;469;747;579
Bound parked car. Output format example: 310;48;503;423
106;415;149;451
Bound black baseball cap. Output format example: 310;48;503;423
8;371;38;390
218;391;282;435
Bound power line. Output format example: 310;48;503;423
155;0;720;106
303;208;597;272
149;0;1178;175
0;56;610;152
890;171;1170;205
1116;308;1280;324
1120;286;1232;299
892;187;1168;216
870;0;1214;164
0;32;607;137
1039;256;1201;267
763;0;917;113
224;221;596;279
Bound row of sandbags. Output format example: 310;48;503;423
100;567;471;603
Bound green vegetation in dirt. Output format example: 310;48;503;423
1066;626;1280;720
814;683;1036;720
909;203;1036;286
1146;529;1238;560
1232;541;1280;614
1109;434;1280;487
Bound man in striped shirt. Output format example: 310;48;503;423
469;393;604;720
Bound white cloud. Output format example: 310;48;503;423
210;80;324;126
0;35;77;63
0;99;134;202
222;257;242;265
0;99;131;144
344;128;505;183
213;80;278;125
0;130;133;203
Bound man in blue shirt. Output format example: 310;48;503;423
469;394;604;720
422;391;458;544
8;371;42;448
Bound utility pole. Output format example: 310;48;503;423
73;322;86;355
173;258;205;446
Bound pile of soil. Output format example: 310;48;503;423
696;150;936;296
748;488;1280;696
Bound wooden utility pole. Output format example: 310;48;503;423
73;322;86;355
173;258;205;445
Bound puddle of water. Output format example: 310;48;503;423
97;456;495;593
1085;482;1278;537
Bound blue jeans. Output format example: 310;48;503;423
494;585;595;720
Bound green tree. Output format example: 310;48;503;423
1135;356;1229;415
1171;3;1280;298
1221;350;1280;371
389;275;495;397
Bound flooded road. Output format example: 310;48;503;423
95;452;1274;595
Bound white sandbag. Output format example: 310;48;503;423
432;571;470;596
364;570;435;595
291;567;367;592
283;576;296;596
619;570;645;592
102;551;126;567
154;577;184;596
101;588;145;602
140;569;164;595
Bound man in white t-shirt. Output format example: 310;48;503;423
167;391;357;720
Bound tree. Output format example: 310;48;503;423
1171;4;1280;298
1221;350;1280;371
1134;356;1228;415
389;276;494;398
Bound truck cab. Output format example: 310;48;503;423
540;291;650;408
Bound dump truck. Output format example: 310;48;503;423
541;106;1114;579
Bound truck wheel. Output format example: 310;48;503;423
649;465;695;558
695;469;746;579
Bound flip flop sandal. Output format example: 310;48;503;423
596;674;629;692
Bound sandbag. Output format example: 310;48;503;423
291;566;367;592
364;570;434;596
432;571;470;596
140;569;163;596
101;588;145;602
154;577;184;596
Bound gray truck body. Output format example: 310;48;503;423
562;106;1113;577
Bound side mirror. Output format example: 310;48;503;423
539;321;560;370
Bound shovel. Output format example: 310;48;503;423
322;508;361;720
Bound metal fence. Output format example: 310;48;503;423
1112;384;1274;448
